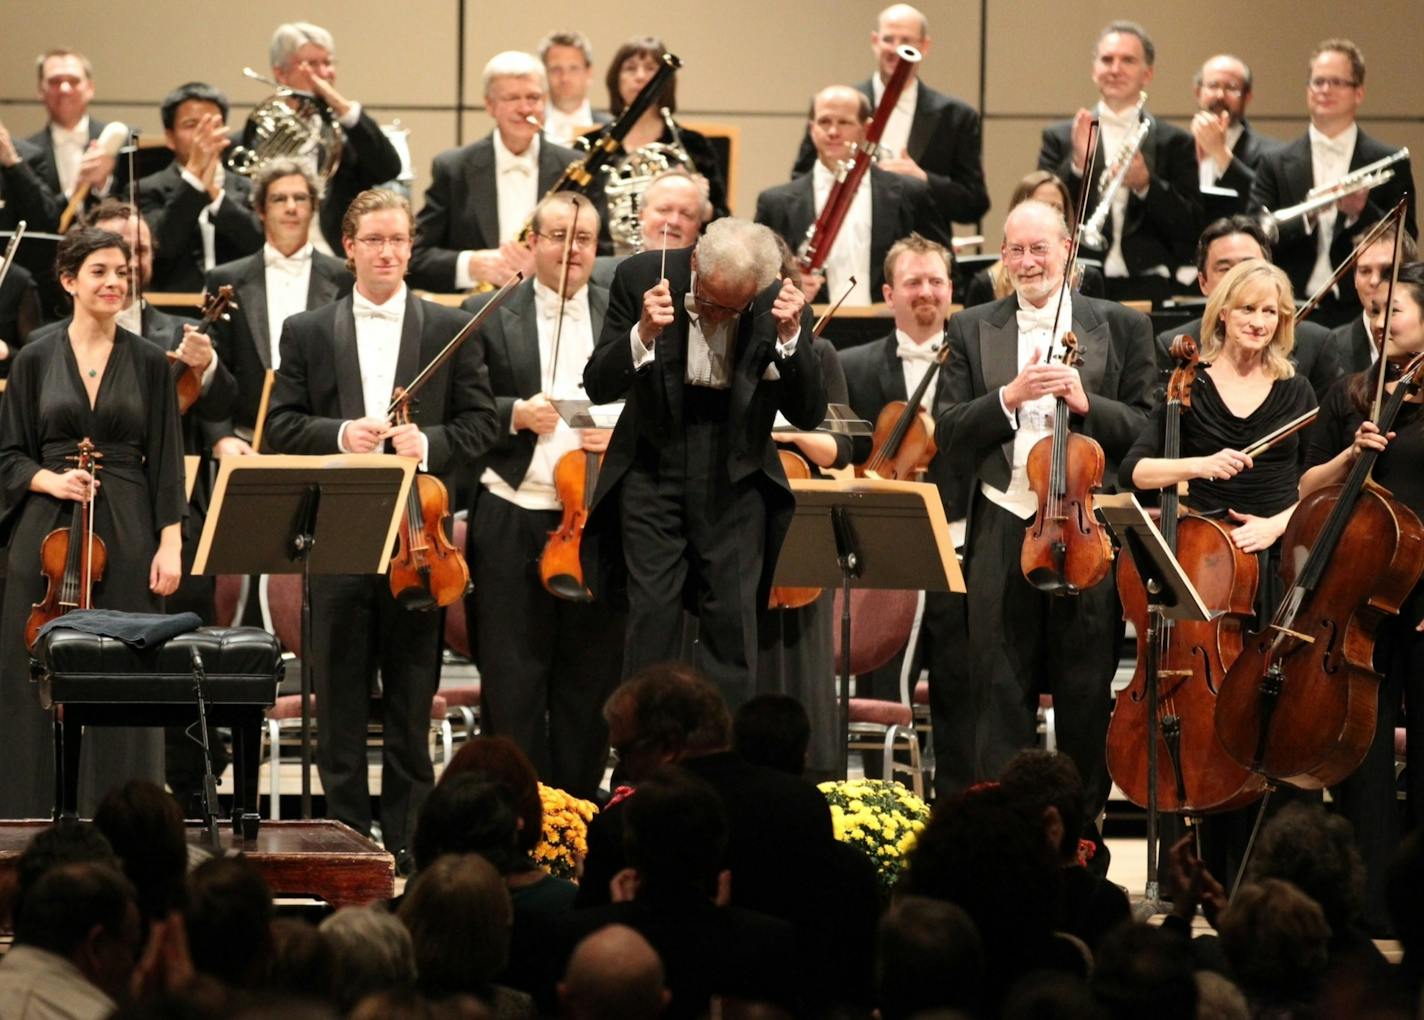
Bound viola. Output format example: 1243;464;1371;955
387;389;470;611
1107;336;1266;813
167;286;236;415
27;439;108;650
859;342;948;481
1020;332;1114;594
1215;350;1424;788
541;448;602;601
767;449;820;610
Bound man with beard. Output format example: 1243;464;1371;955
1191;54;1279;222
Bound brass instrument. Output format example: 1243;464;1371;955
1257;147;1410;242
230;67;345;183
603;108;695;254
1081;91;1150;250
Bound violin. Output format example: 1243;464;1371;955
167;286;236;415
541;448;602;601
1107;336;1266;813
1215;349;1424;788
26;439;107;650
387;389;469;611
767;450;820;610
1020;331;1114;594
859;342;948;481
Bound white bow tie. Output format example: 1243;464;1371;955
1098;106;1139;132
1017;305;1061;334
897;339;939;363
353;298;402;323
265;251;310;276
1313;137;1349;159
502;157;535;177
538;295;584;321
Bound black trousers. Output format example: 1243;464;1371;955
925;590;975;799
310;574;442;854
964;493;1120;819
468;493;625;799
619;392;766;709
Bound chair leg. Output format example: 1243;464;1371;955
268;719;282;821
881;726;896;785
1044;706;1057;752
440;719;453;769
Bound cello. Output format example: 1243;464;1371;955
1107;336;1266;813
26;439;107;650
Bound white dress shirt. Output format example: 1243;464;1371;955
0;944;116;1020
340;285;428;466
812;160;873;306
178;162;228;271
1094;101;1157;280
983;288;1073;519
1198;122;1245;187
896;329;942;411
1306;122;1359;297
49;116;90;197
871;73;918;161
263;243;315;369
454;133;540;289
482;281;594;510
545;100;594;148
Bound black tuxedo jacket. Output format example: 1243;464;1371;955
1249;130;1418;305
2;144;62;233
21;118;130;200
461;275;610;489
1039;117;1203;273
935;293;1155;509
754;165;950;296
1201;121;1280;220
265;292;499;489
580;247;826;602
138;164;264;292
409;134;579;291
1328;315;1373;375
791;78;990;225
1153;315;1340;398
203;250;352;435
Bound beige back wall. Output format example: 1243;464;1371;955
2;1;1419;253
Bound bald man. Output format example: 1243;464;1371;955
1191;54;1280;221
757;85;949;305
559;925;669;1020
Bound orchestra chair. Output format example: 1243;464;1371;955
257;572;452;820
835;587;927;795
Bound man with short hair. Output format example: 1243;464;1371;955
935;199;1155;865
412;51;580;292
538;30;611;147
1038;21;1201;304
1328;223;1419;374
1191;54;1279;221
758;85;949;306
460;191;624;799
23;49;116;203
266;189;499;866
138;82;263;292
560;924;669;1020
1154;215;1341;397
790;4;989;227
261;21;405;253
1250;38;1417;326
591;168;712;288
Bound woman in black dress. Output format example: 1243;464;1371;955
0;227;184;818
1300;261;1424;933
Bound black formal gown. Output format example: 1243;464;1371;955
0;327;185;818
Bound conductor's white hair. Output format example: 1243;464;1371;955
483;51;547;98
695;218;782;292
270;22;335;70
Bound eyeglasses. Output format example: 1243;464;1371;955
1003;242;1055;262
693;280;751;318
352;235;412;251
537;229;597;249
267;192;313;207
1200;81;1246;96
1309;76;1358;91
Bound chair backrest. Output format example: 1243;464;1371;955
831;588;919;677
262;573;304;656
213;575;248;628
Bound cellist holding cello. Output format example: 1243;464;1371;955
461;192;624;801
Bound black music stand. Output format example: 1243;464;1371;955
771;478;963;778
193;454;415;819
1095;493;1214;908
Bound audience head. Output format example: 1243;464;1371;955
559;924;669;1020
1308;39;1366;132
36;48;95;128
876;895;984;1020
1092;21;1155;109
398;853;512;1000
1091;923;1197;1020
807;85;871;170
539;31;595;112
1194;55;1253;125
1194;215;1272;294
1001;200;1071;307
16;862;140;1005
606;37;675;116
253;159;321;254
1218;878;1330;1010
160;82;230;164
884;232;954;338
270;22;337;92
1194;971;1250;1020
412;772;522;874
483;51;546;153
1200;258;1296;378
184;856;275;988
266;918;336;1003
604;662;733;780
1010;170;1073;224
1002;971;1105;1020
1351;222;1418;313
340;188;413;295
733;694;810;775
441;735;543;854
692;218;782;328
56;226;132;319
872;6;931;81
623;767;728;899
14;819;120;925
319;906;417;1013
998;750;1086;865
639;168;711;249
86;200;154;296
1247;800;1365;935
93;780;189;924
528;191;600;294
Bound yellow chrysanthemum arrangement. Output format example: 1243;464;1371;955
818;779;930;892
533;783;598;880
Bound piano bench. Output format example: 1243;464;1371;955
33;626;284;840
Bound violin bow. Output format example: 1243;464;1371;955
812;276;857;337
548;198;579;391
1371;201;1410;423
1293;199;1406;325
1048;118;1100;363
1241;407;1320;459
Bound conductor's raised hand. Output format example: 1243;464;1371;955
771;277;805;344
638;279;675;345
342;416;386;454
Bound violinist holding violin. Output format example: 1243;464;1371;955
935;199;1154;865
265;189;498;865
0;226;185;819
1301;261;1424;934
461;191;624;800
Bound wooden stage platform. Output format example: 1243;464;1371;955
0;819;394;913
